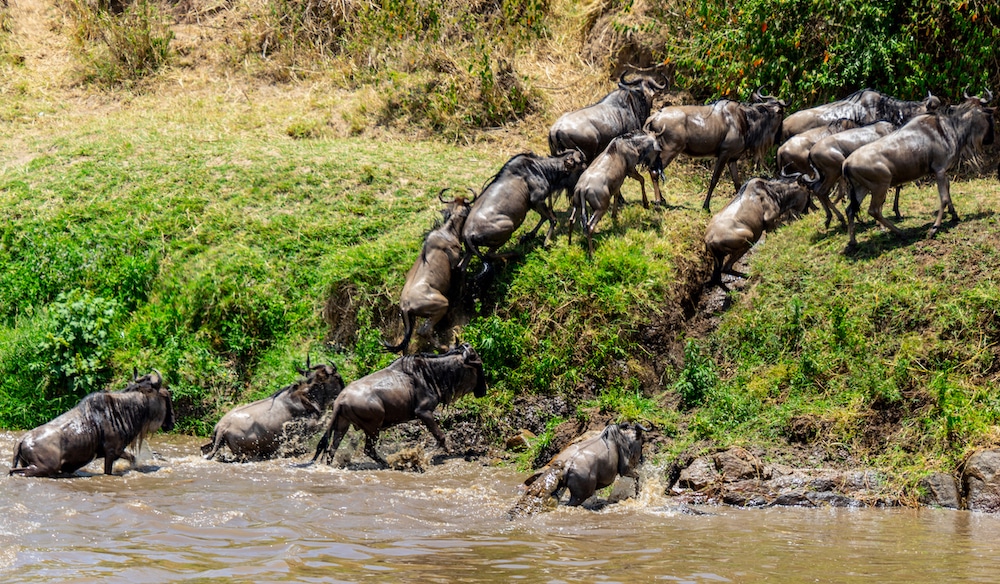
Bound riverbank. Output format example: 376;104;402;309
2;0;1000;507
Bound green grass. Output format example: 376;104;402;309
696;180;1000;489
0;91;709;437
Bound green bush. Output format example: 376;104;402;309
38;289;120;399
611;0;1000;105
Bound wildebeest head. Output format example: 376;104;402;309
459;342;488;398
292;357;346;412
618;70;668;107
745;88;787;164
123;369;174;433
609;422;645;477
953;90;996;151
437;188;474;226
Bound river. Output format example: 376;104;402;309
2;432;1000;583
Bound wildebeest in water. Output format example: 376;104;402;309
506;423;646;519
310;343;488;468
201;358;345;461
9;370;174;477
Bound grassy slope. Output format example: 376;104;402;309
2;0;999;498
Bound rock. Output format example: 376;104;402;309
713;448;769;482
505;429;535;452
678;457;719;491
963;449;1000;512
918;472;960;509
608;477;638;503
806;491;859;508
770;492;814;507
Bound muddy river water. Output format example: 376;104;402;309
3;432;1000;583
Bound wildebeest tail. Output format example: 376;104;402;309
505;460;566;520
843;165;861;218
9;441;23;475
381;310;414;353
200;429;220;459
311;402;342;463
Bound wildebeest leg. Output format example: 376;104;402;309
627;168;649;209
382;310;415;353
584;198;610;259
722;245;751;279
415;296;449;349
927;171;953;238
892;185;903;220
703;158;736;211
312;412;348;464
414;409;449;452
866;187;903;237
652;148;682;207
648;168;663;206
363;432;388;468
104;453;120;475
814;176;847;228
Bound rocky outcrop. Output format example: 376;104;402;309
667;447;1000;512
918;472;960;509
962;449;1000;512
667;448;891;508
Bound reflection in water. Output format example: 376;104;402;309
2;432;1000;582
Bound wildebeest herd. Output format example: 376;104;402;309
7;72;997;519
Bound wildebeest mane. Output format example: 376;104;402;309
875;93;928;126
740;103;782;163
479;152;565;194
391;345;484;405
606;130;655;171
77;390;164;458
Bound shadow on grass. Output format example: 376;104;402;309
831;210;996;261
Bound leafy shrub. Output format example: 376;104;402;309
673;340;717;408
38;289;120;398
606;0;1000;105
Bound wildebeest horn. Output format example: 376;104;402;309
151;369;162;386
652;71;668;90
306;353;311;369
983;89;994;104
437;187;453;204
618;72;641;87
751;86;764;102
466;187;478;204
133;366;138;382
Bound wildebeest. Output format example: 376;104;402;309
310;343;487;467
705;175;812;288
776;118;859;175
644;88;787;210
506;423;645;518
201;359;345;461
843;92;995;250
9;371;173;477
568;130;661;257
781;89;940;141
383;191;473;353
548;71;667;162
804;121;899;227
459;150;586;277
